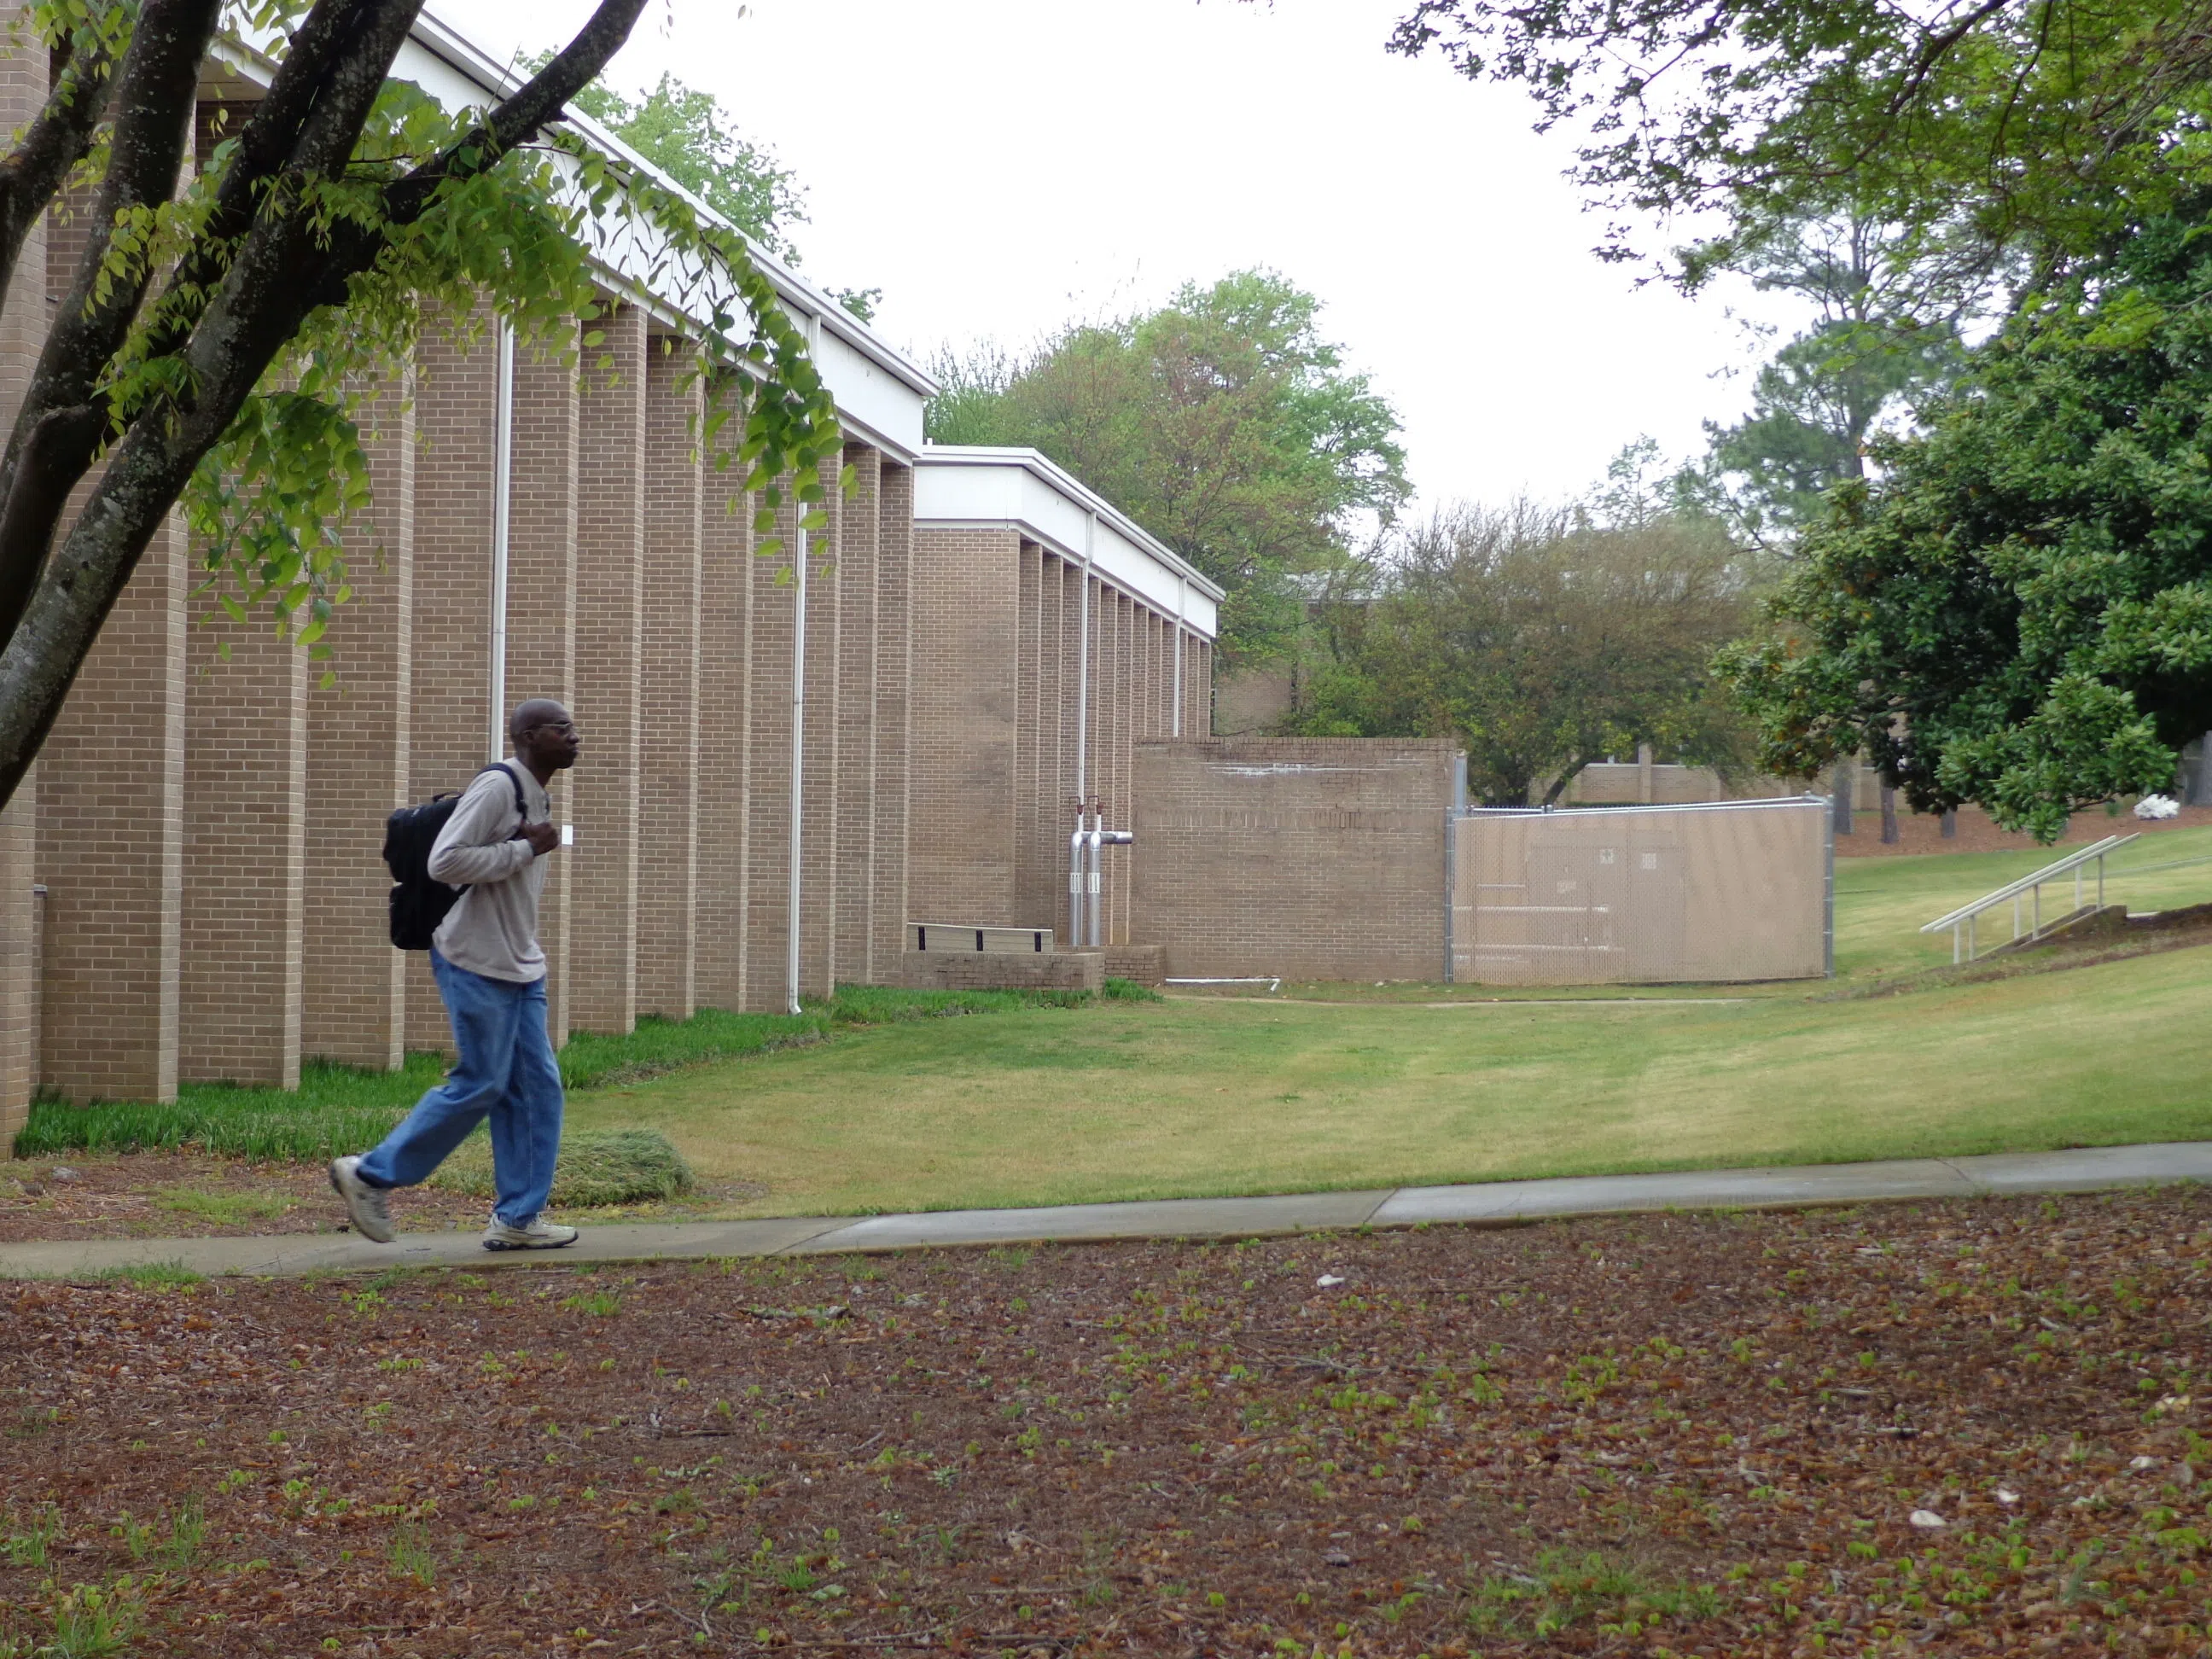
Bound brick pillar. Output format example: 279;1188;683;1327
179;618;308;1087
908;527;1019;925
504;323;579;1044
1198;640;1214;733
742;484;800;1013
570;305;646;1033
0;33;45;1136
1024;547;1063;935
637;336;701;1021
406;312;498;1054
835;444;878;984
302;376;414;1070
696;385;750;1011
1014;542;1041;930
872;459;914;972
38;520;188;1103
800;455;841;998
1058;558;1082;934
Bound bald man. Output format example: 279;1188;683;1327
330;700;584;1250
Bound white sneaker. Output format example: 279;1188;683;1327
482;1215;579;1252
329;1155;396;1243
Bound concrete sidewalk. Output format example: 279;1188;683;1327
3;1140;2209;1282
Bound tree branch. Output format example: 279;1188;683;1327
0;0;655;808
0;21;122;319
0;0;224;648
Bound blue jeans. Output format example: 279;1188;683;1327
358;951;564;1227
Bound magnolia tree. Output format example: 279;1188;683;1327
0;0;847;811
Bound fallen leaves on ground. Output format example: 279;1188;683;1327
3;1186;2209;1656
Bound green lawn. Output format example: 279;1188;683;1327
1830;821;2212;982
570;830;2212;1217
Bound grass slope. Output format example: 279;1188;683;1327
577;943;2212;1216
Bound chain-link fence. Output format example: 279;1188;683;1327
1447;798;1832;985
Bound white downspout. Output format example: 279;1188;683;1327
786;312;822;1016
488;318;515;758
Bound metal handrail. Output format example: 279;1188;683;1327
1919;833;2139;962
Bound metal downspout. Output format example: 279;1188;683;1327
488;319;514;757
786;312;822;1016
1068;821;1087;949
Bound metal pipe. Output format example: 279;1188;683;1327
1074;523;1094;804
1085;826;1103;947
1088;829;1132;947
786;509;808;1016
785;316;821;1017
1068;817;1087;949
488;317;515;757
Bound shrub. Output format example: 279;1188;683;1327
428;1126;694;1208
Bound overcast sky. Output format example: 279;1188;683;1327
432;0;1796;517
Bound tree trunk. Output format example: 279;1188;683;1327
1880;783;1899;844
1941;807;1957;838
1831;756;1854;835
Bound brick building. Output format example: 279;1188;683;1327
907;448;1221;950
0;15;1217;1139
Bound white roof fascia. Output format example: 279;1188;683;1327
206;12;934;455
914;446;1222;639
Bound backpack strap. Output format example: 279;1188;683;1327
475;761;531;835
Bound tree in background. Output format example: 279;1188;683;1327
538;56;880;319
924;271;1409;664
1688;215;1969;549
0;0;845;811
1387;0;2212;297
1288;473;1758;806
1719;204;2212;841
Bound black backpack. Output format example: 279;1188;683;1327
383;764;529;950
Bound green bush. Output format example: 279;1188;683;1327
428;1126;694;1208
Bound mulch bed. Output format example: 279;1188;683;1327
5;1189;2210;1655
0;1153;759;1243
1835;802;2212;859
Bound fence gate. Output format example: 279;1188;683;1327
1446;797;1832;985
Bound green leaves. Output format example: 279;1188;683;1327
1724;204;2212;837
166;35;846;656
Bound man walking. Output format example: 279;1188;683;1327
329;699;583;1250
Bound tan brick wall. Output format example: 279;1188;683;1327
569;304;646;1033
0;765;35;1138
302;373;414;1070
742;482;799;1013
834;445;879;985
179;614;307;1087
37;518;189;1103
908;526;1020;925
695;383;750;1011
870;461;914;974
799;454;841;999
504;323;580;1044
406;311;499;1055
1131;737;1461;982
636;336;701;1021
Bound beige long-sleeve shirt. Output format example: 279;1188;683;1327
427;760;551;983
